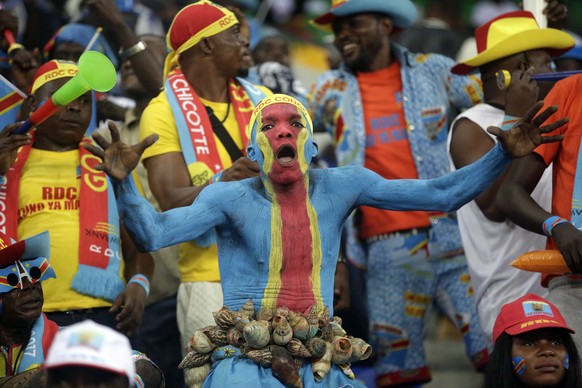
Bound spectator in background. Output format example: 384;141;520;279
310;0;488;385
214;0;261;48
555;45;582;71
447;10;574;346
102;33;185;387
497;73;582;349
0;60;153;336
136;1;270;385
394;0;471;59
47;0;164;126
0;231;57;387
484;294;582;388
247;34;308;107
43;320;134;387
470;0;519;28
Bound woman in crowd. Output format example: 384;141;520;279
484;294;582;388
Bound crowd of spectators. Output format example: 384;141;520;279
1;0;582;387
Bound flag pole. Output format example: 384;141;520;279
83;27;103;53
0;73;26;98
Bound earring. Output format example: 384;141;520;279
564;354;570;370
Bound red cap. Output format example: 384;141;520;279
492;293;574;344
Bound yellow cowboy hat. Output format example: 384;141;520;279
452;11;574;75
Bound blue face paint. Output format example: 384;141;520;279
564;353;570;370
512;356;526;376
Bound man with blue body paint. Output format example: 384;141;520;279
87;95;565;387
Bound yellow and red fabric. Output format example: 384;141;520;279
29;60;79;94
452;11;574;75
164;0;238;77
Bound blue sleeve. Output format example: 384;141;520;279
114;177;226;252
309;71;344;136
427;54;483;110
356;143;510;211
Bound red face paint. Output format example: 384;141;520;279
257;103;319;311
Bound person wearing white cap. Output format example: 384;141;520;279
309;0;489;385
43;320;135;387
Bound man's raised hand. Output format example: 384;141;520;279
487;101;567;158
83;120;158;181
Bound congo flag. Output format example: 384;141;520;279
0;76;24;129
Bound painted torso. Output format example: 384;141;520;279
213;169;353;315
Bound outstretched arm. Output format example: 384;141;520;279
358;102;566;212
85;121;226;252
115;175;226;252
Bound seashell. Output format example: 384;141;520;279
305;337;327;359
308;326;320;340
272;315;286;329
238;343;251;355
226;327;245;347
287;311;302;326
330;316;343;326
290;316;310;340
271;345;303;388
184;363;211;388
337;363;355;379
311;341;332;382
328;321;346;337
273;317;293;346
286;338;311;358
245;346;273;367
179;350;211;369
200;326;228;346
213;306;239;329
306;306;319;339
234;315;251;331
238;299;255;319
255;319;272;334
293;356;304;370
348;337;372;362
210;345;239;362
188;330;215;354
243;322;270;349
318;324;334;343
318;306;330;328
331;336;353;364
275;306;290;318
257;306;274;321
306;305;318;325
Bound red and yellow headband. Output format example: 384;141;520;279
164;0;238;77
247;94;313;138
30;60;79;94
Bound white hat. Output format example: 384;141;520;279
44;320;135;385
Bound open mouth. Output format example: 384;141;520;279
276;144;296;165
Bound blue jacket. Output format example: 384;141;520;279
309;44;483;266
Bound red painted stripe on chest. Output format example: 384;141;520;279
275;187;315;311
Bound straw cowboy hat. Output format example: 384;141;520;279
312;0;418;32
452;11;574;75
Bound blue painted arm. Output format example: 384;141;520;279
357;143;511;212
114;177;226;252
